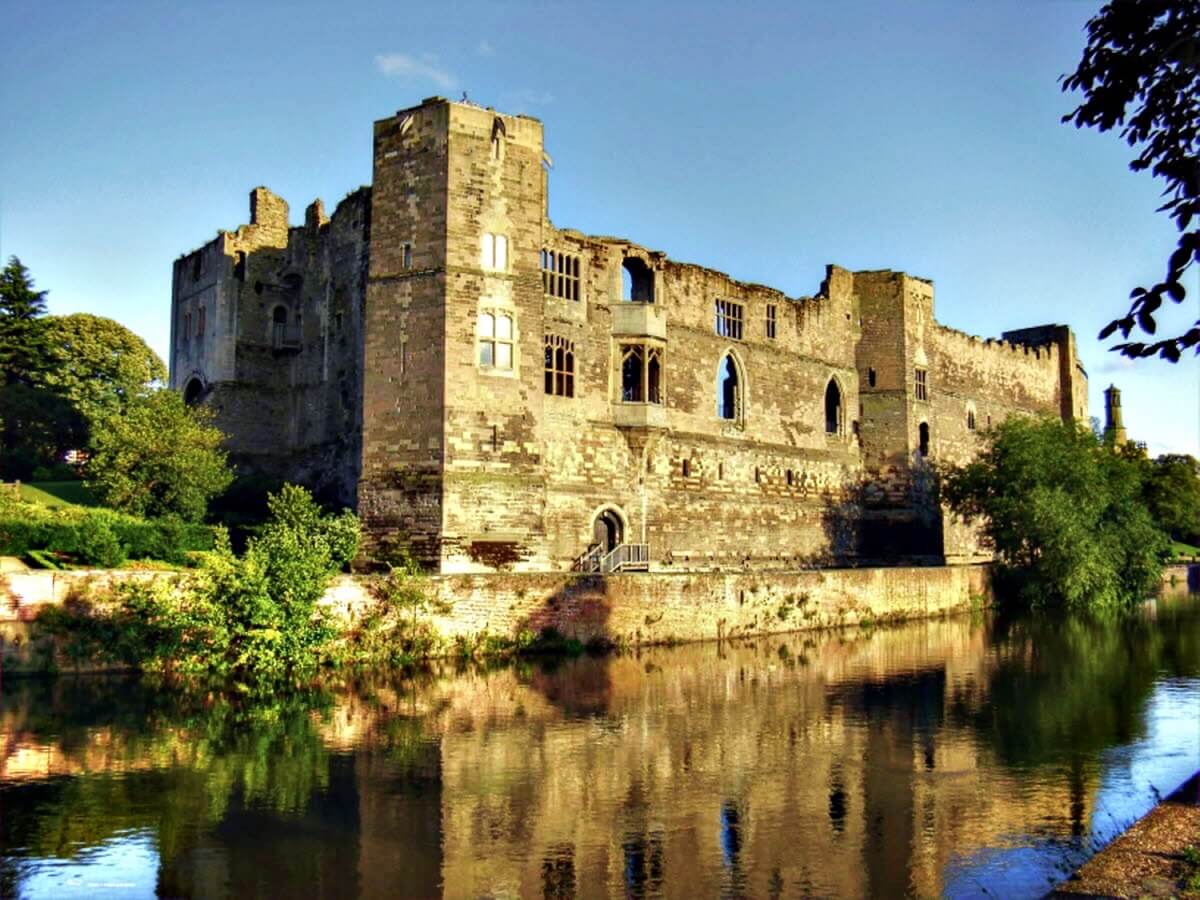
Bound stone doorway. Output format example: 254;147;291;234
593;509;624;554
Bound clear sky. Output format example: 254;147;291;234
2;0;1197;456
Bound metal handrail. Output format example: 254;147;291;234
599;543;649;574
573;545;603;573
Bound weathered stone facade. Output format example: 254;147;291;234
169;96;1088;573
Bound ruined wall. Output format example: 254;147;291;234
169;186;369;507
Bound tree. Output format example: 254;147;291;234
40;313;167;438
0;256;49;385
1061;0;1200;361
87;389;234;521
1144;453;1200;543
941;417;1167;608
0;383;87;480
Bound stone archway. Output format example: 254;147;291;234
593;508;624;554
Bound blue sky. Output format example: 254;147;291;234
2;0;1196;455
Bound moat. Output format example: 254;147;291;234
3;595;1198;899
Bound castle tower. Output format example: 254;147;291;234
1103;384;1127;445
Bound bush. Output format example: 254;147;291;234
942;417;1168;609
75;515;126;568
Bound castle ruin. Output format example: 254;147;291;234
170;97;1088;573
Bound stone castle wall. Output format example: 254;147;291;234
168;97;1088;573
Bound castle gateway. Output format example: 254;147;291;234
170;97;1088;573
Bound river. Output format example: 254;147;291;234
2;593;1198;898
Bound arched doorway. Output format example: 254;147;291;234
183;377;204;407
593;508;624;554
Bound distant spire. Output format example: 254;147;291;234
1103;384;1127;445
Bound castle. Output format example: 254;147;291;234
169;96;1088;573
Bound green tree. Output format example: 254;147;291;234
87;389;233;521
1145;453;1200;543
40;313;167;438
1062;0;1200;360
0;256;49;385
941;416;1168;609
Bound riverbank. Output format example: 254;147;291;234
1051;771;1200;898
1;563;992;672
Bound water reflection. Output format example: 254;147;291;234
2;596;1198;898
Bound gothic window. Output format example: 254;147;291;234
541;249;581;300
621;257;654;303
966;405;977;431
621;345;644;402
919;421;931;457
480;233;508;271
544;335;575;397
914;367;928;401
765;304;777;340
715;300;744;340
717;353;742;421
491;116;506;161
824;379;843;435
646;348;662;404
478;310;514;370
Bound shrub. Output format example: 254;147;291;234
75;515;126;568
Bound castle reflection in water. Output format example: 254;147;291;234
3;594;1198;898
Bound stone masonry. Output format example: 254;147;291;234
168;96;1088;573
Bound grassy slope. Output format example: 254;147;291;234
19;481;99;509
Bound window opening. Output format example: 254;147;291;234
183;378;204;406
787;469;794;487
544;335;575;397
682;459;690;478
914;368;928;401
919;422;930;457
183;312;191;342
480;233;508;271
868;367;876;387
715;300;744;340
967;408;977;431
824;379;843;435
646;348;662;404
621;257;654;303
541;249;581;300
717;354;741;420
402;243;413;269
766;304;777;340
197;306;206;337
478;310;514;370
621;345;644;402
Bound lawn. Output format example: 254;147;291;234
18;480;100;509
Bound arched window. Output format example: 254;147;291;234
966;405;977;431
717;354;741;421
480;233;508;271
919;422;930;457
824;379;843;435
621;257;654;303
621;345;644;402
646;348;662;404
544;335;575;397
868;367;876;387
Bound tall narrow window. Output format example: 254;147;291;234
621;258;654;303
541;249;581;300
480;233;508;271
402;242;413;269
824;379;843;435
868;367;876;387
919;422;930;457
183;312;191;342
621;345;644;402
646;348;662;404
717;354;741;421
765;304;777;340
967;407;977;431
197;306;206;337
478;310;514;370
715;300;744;340
914;368;928;401
544;335;575;397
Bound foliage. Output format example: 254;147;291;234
37;485;361;693
941;416;1168;608
1062;0;1200;360
0;382;87;480
339;554;451;667
40;313;167;437
0;490;214;566
87;388;233;521
1144;453;1200;543
0;256;49;386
